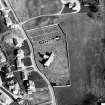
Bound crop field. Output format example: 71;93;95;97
26;24;70;86
8;0;63;22
54;13;105;105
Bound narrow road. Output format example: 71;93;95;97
2;0;57;105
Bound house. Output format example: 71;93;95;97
0;89;13;105
38;51;55;67
61;0;81;13
16;49;24;68
44;52;55;67
0;49;6;64
0;77;2;86
21;40;31;56
9;82;21;97
22;70;36;93
5;17;13;27
28;80;36;94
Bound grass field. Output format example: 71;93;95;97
28;70;48;88
54;13;105;105
8;0;63;22
26;24;70;86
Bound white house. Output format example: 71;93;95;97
61;0;81;13
0;50;6;64
0;89;13;105
44;52;55;67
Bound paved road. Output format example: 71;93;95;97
2;0;57;105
